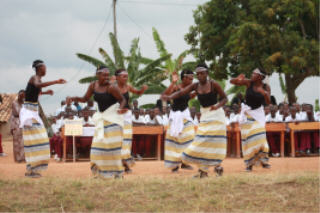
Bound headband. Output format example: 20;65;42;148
96;68;109;73
195;67;207;72
253;68;265;77
33;63;45;70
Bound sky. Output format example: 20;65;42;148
0;0;319;115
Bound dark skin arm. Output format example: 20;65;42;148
40;90;53;96
68;83;95;103
162;83;197;101
162;72;179;95
128;85;148;95
229;74;251;87
210;81;228;110
31;75;66;88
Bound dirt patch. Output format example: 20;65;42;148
0;140;319;180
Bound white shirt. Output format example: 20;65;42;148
285;115;300;122
132;116;146;124
55;106;65;116
298;111;307;121
314;111;320;122
225;117;230;125
82;117;95;126
155;115;163;125
51;123;60;134
145;115;157;125
265;114;282;122
230;113;240;123
56;118;64;128
162;114;169;126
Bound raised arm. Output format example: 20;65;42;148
162;83;197;101
230;74;251;87
32;76;66;88
211;81;228;110
162;72;179;95
128;84;148;95
257;85;271;105
68;83;94;103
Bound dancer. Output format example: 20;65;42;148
20;60;66;178
10;90;25;162
115;69;148;173
162;65;228;178
230;68;271;171
162;70;196;172
67;66;127;179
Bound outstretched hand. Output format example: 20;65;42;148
117;108;128;114
237;74;245;81
57;79;67;84
47;90;54;96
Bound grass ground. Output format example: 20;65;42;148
0;172;319;212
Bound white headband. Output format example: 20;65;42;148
253;68;265;76
195;67;207;72
96;68;109;73
33;63;45;70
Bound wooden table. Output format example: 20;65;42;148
132;125;164;161
227;123;241;158
62;125;165;162
265;123;287;157
287;122;320;157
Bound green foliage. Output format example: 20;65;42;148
315;99;319;112
185;0;319;103
188;99;200;112
76;33;170;94
140;103;156;109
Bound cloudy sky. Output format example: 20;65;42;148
1;0;319;115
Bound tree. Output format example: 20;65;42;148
185;0;319;104
152;27;198;76
76;32;171;95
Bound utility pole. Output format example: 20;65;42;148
113;0;117;40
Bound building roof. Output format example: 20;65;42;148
0;93;17;123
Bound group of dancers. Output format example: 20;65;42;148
20;59;271;178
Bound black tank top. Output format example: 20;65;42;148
171;89;190;112
245;83;265;109
25;83;41;102
93;91;118;112
123;92;130;109
196;81;218;107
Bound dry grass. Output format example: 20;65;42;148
0;172;319;212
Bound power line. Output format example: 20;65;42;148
118;4;154;41
42;4;113;101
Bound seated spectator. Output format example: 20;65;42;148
49;117;63;161
223;106;231;125
230;104;240;123
264;105;270;116
82;110;94;127
266;105;282;122
55;100;66;116
74;101;82;112
154;107;163;125
132;109;145;125
132;99;139;110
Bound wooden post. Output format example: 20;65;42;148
62;127;67;162
72;135;76;162
113;0;117;40
157;134;161;161
290;130;295;157
280;131;285;157
236;130;241;158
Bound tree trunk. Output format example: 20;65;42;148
285;74;297;104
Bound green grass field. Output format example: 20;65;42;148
0;172;319;212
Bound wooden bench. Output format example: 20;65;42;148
227;123;241;158
288;122;320;157
61;125;164;162
132;126;164;161
265;123;287;157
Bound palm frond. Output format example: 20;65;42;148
140;57;154;64
152;27;168;58
79;76;97;84
127;38;140;82
98;48;117;74
109;32;125;69
278;74;286;94
144;84;167;94
76;53;106;69
174;50;189;71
